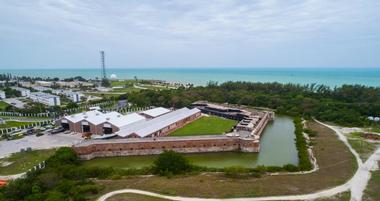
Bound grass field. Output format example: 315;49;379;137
170;116;237;136
0;101;9;111
313;191;350;201
363;162;380;201
0;149;55;175
106;193;169;201
90;120;357;199
0;121;34;129
347;139;379;161
369;126;380;133
110;80;136;87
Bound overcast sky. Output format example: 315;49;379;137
1;0;380;69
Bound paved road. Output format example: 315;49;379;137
97;121;380;201
0;133;82;158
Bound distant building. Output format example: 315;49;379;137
32;86;52;92
35;80;53;87
0;90;5;99
53;89;83;103
11;87;30;97
30;92;60;106
66;91;83;103
19;81;32;88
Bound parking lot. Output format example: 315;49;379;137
0;132;83;158
2;98;26;109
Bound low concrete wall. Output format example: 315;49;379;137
73;136;260;160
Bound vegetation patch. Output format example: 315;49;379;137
0;149;55;175
0;101;9;111
347;133;380;161
106;193;170;201
170;116;237;136
0;121;34;129
347;139;379;161
363;162;380;201
294;117;313;171
312;191;351;201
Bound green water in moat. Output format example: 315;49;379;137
82;116;298;169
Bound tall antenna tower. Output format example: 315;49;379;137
100;50;106;79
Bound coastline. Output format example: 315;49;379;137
1;68;380;87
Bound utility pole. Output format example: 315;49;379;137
100;50;106;80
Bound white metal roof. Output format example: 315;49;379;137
140;107;171;118
65;110;103;123
105;112;146;127
63;111;145;128
117;107;200;138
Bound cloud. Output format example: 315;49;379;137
0;0;379;68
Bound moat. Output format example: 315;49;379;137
82;116;298;169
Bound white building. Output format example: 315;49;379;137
53;89;83;103
30;92;61;106
66;91;83;103
33;86;52;92
11;87;30;97
0;90;5;99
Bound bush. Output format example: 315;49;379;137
153;150;192;176
283;164;299;172
294;117;313;171
304;128;318;137
224;166;249;178
46;147;79;167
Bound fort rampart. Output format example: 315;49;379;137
73;135;260;160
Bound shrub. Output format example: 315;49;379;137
294;117;313;171
283;164;299;172
46;147;79;167
224;166;249;178
153;150;192;176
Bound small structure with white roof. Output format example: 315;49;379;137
139;107;171;119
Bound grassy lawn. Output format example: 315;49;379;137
89;120;357;199
0;149;55;175
312;191;350;201
84;93;123;99
0;121;34;129
170;116;237;136
106;193;169;201
110;80;136;87
0;101;9;111
347;132;380;161
363;162;380;201
369;126;380;133
112;87;141;93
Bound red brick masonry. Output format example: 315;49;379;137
73;135;260;160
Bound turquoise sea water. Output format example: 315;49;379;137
1;68;379;87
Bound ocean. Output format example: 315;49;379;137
1;68;379;87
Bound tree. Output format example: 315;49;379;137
153;150;192;175
101;78;111;87
46;147;79;167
